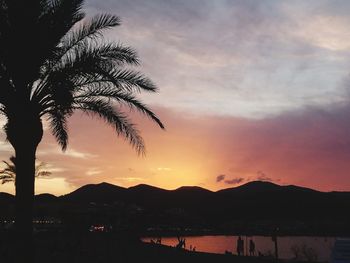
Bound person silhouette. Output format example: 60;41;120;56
240;237;244;255
249;239;256;256
176;237;186;250
237;236;244;256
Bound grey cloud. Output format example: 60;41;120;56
224;177;245;185
217;174;245;185
216;174;226;182
83;0;350;119
256;171;280;183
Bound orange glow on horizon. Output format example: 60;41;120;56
1;106;350;196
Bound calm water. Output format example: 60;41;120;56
143;235;338;262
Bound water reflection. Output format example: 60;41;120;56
143;235;337;261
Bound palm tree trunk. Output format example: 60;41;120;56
14;145;37;262
6;112;43;262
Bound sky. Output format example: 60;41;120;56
2;0;350;195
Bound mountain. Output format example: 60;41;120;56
215;181;335;220
173;186;213;194
217;181;320;195
128;184;167;193
35;193;58;202
1;181;350;235
219;181;281;193
61;182;126;203
0;192;14;203
128;184;168;199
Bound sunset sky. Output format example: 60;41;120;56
2;0;350;195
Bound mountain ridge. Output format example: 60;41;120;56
1;180;350;235
0;180;345;198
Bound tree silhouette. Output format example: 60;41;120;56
0;0;164;260
0;156;51;185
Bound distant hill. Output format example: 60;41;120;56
217;181;320;194
219;181;281;193
61;182;126;203
128;184;167;193
0;192;14;203
35;193;58;202
1;181;350;235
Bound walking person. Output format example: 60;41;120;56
237;236;243;256
249;239;256;256
240;237;245;256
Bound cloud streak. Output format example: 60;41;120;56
216;174;226;182
256;171;280;183
224;177;245;185
84;0;350;118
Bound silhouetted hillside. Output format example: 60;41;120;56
62;182;127;203
128;184;167;194
0;192;14;203
219;181;281;193
35;194;58;203
174;186;213;194
1;181;350;235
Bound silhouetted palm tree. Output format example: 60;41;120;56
0;0;164;260
0;156;51;184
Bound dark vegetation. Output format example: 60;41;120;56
1;181;349;236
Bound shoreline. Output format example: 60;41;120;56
140;242;324;263
141;231;349;238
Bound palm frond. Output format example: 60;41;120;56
36;170;51;177
37;0;85;61
0;171;14;177
98;68;157;93
2;159;15;172
45;0;84;22
0;104;6;115
34;42;155;107
75;98;145;155
66;65;157;93
0;156;51;184
71;42;140;66
47;109;69;151
36;162;51;177
75;89;164;129
57;14;120;61
55;41;141;75
0;155;15;184
0;177;14;184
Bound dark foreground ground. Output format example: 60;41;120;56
0;232;319;263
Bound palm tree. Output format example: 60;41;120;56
0;156;51;185
0;0;164;260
